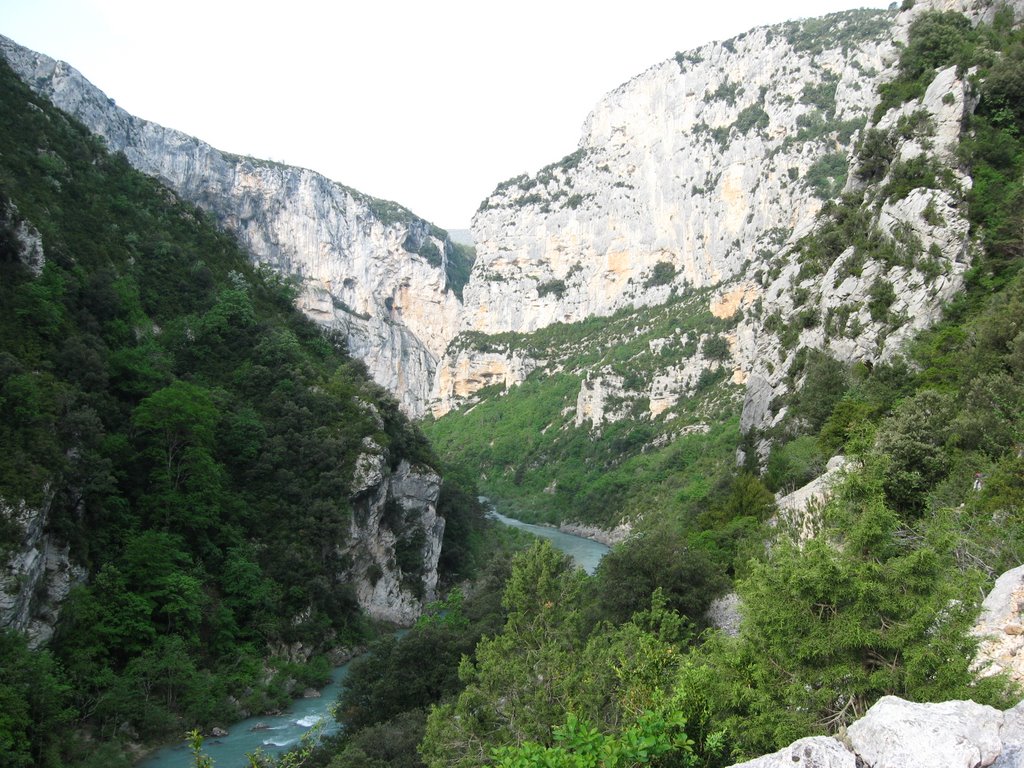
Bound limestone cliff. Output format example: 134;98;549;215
466;10;895;332
0;35;462;418
346;438;445;625
440;7;902;415
973;564;1024;689
436;0;1021;429
739;59;976;452
0;493;86;648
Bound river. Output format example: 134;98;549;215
485;507;610;575
138;662;351;768
138;504;609;767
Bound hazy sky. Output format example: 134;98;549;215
2;0;891;229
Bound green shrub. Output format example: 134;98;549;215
735;104;770;134
855;128;897;183
874;11;977;121
805;152;849;200
764;435;825;492
537;278;567;299
882;155;943;200
801;76;840;115
646;261;677;287
868;277;897;321
710;78;742;105
701;334;731;360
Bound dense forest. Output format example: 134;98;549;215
3;5;1024;768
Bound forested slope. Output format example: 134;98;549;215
0;56;484;767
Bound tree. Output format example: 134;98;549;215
876;389;954;515
421;541;587;768
0;631;75;768
687;466;1011;757
591;527;728;627
132;380;218;493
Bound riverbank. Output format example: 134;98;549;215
558;520;632;547
137;657;357;768
480;496;631;549
135;639;377;768
485;508;610;575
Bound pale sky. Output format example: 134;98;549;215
2;0;892;229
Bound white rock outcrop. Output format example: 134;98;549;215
344;448;445;625
705;591;743;638
429;346;541;418
846;697;1005;768
771;456;849;543
729;737;855;768
1;200;45;276
727;696;1024;768
973;565;1024;686
558;520;632;547
0;494;86;648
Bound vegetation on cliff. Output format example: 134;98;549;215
0;57;485;766
424;290;746;530
411;7;1024;767
5;4;1024;768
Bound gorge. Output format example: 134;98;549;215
2;0;1024;766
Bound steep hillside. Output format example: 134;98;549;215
424;0;1024;531
0;34;473;418
0;55;488;765
425;288;745;527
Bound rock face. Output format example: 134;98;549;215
0;200;85;648
557;520;632;547
1;199;45;275
430;346;541;418
0;494;86;648
436;0;1021;427
467;14;892;330
728;696;1024;768
0;37;452;640
0;34;462;418
439;7;902;415
973;565;1024;687
729;737;855;768
3;1;1018;433
345;440;445;625
739;57;976;453
846;697;1006;768
705;592;742;638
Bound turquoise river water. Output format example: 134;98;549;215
138;505;610;767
